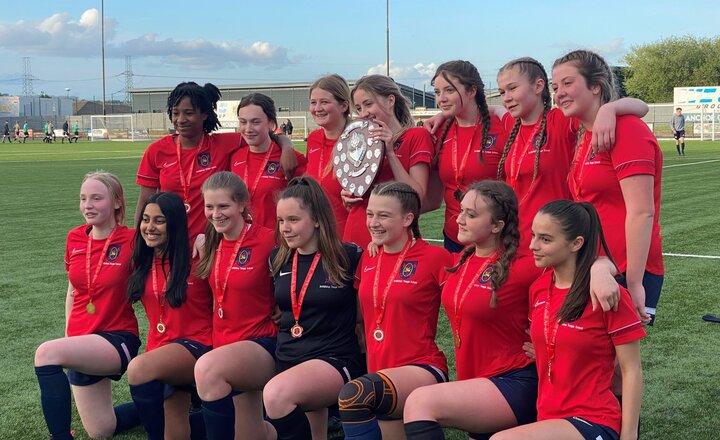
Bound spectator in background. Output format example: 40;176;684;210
2;120;11;143
13;121;20;141
72;122;80;143
285;119;293;136
671;107;686;156
22;120;28;143
62;120;70;144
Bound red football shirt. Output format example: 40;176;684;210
442;254;542;380
343;128;434;249
208;224;278;347
305;129;348;236
140;258;213;351
529;270;646;434
501;110;576;253
65;225;138;337
568;115;664;275
356;239;452;373
136;133;242;240
437;116;509;244
231;142;307;230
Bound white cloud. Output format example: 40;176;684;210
366;61;438;82
0;9;293;69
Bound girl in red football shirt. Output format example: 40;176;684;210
491;199;645;440
193;171;278;440
551;50;663;324
231;93;307;230
136;82;297;241
339;182;453;439
126;192;213;440
34;171;140;440
342;75;434;250
402;180;541;440
306;74;353;235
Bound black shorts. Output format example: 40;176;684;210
615;271;664;325
443;231;465;254
468;363;538;439
250;336;277;360
674;129;686;139
67;331;141;386
162;338;212;397
566;416;619;440
277;353;366;384
377;363;449;421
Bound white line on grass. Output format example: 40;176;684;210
426;239;720;259
0;155;143;164
1;150;144;156
663;159;720;169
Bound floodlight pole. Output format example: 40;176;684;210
386;0;390;76
101;0;107;115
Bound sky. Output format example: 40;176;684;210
0;0;718;100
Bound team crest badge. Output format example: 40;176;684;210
266;161;280;175
236;248;252;266
197;152;211;168
483;134;498;150
400;261;417;279
479;265;495;284
106;244;122;262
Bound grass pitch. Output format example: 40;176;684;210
0;139;718;439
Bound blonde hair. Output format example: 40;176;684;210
82;170;126;224
311;74;352;122
352;75;414;130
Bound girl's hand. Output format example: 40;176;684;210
368;119;395;154
366;242;379;257
423;113;447;136
341;189;363;210
270;306;282;325
192;234;206;259
627;282;652;324
591;104;617;154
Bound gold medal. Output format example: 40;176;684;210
184;203;191;213
217;307;224;319
454;333;461;349
373;328;385;342
290;323;304;338
156;322;166;334
86;302;96;314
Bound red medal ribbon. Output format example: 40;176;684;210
290;252;322;330
175;135;204;211
242;142;277;196
213;223;250;318
509;118;542;205
568;133;592;199
372;236;414;334
452;250;500;348
543;275;561;384
151;257;169;333
451;117;482;193
85;226;117;314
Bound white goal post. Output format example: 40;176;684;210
89;114;150;142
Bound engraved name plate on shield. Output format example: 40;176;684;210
332;119;384;197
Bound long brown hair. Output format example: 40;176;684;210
271;176;349;286
496;57;551;203
538;199;616;323
195;172;251;279
351;75;415;134
446;180;519;307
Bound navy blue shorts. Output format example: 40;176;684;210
163;338;212;397
566;416;619;440
616;271;664;325
277;353;366;384
674;129;685;139
468;363;538;440
443;231;465;254
67;331;141;386
250;336;277;360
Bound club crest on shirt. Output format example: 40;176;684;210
266;161;280;175
236;248;252;266
483;134;498;150
106;244;122;262
400;261;417;279
197;152;211;168
478;265;495;284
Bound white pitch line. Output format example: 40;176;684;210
0;150;143;156
663;159;720;169
0;155;143;164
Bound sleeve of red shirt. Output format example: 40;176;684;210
405;128;434;167
609;116;657;180
64;229;74;271
136;139;163;187
434;247;454;287
354;251;365;289
290;150;308;177
605;286;646;346
502;112;516;132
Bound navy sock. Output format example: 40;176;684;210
268;406;312;440
113;401;141;434
35;365;73;440
404;420;445;440
202;393;235;440
189;408;206;440
130;381;165;440
342;417;382;440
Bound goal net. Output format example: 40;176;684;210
89;114;150;142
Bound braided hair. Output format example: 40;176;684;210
167;82;222;133
496;58;551;206
432;61;492;163
446;180;519;307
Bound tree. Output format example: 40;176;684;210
623;36;720;103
